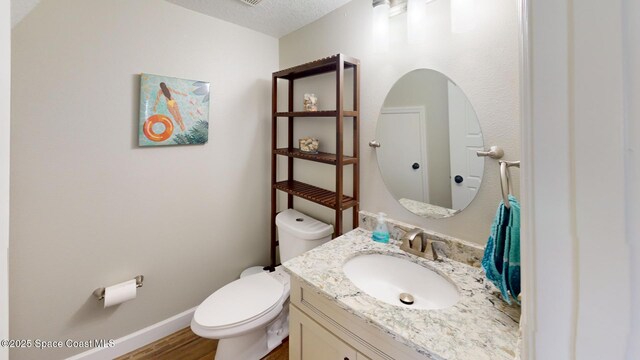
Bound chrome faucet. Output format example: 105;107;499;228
399;229;445;261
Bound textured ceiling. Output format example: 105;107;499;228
165;0;354;38
11;0;354;36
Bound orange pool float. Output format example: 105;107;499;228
143;114;174;142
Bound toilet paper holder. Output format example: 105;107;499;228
93;275;144;301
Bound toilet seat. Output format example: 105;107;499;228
191;272;287;339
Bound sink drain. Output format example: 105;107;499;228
399;293;415;305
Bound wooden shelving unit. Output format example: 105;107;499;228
273;181;358;209
273;148;358;165
271;54;360;266
274;111;359;118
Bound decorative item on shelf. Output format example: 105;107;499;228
303;93;318;112
299;137;319;154
139;73;210;147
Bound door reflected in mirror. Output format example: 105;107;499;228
376;69;484;219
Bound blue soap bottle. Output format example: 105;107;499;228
372;212;390;244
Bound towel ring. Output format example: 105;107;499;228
499;161;520;209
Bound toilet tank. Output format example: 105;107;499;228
276;209;333;263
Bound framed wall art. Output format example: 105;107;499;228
138;73;210;146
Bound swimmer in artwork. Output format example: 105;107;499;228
153;82;187;131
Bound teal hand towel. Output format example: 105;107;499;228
505;195;521;303
482;199;511;302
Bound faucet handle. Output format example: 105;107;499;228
400;229;446;261
421;237;446;261
401;229;423;251
400;229;427;255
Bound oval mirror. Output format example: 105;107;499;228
375;69;484;219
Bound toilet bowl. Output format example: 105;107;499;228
191;267;290;359
191;209;333;360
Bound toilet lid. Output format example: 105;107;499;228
193;272;284;329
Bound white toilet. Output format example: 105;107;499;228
191;209;333;360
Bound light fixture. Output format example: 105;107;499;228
374;0;466;51
451;0;476;33
407;0;428;44
372;0;391;53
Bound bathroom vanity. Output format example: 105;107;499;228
283;220;520;360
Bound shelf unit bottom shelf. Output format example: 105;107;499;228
273;180;357;210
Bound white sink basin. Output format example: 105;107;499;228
342;254;460;310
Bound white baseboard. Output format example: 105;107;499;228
66;307;197;360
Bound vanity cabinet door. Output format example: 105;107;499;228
290;305;364;360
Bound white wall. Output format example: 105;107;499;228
10;1;278;359
0;0;10;359
523;0;635;358
279;0;520;244
522;1;576;357
572;1;629;358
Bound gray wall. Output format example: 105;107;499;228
10;0;278;358
1;0;10;357
279;0;520;244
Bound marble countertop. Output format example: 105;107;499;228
398;198;460;219
282;228;520;360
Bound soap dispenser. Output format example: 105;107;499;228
372;212;390;244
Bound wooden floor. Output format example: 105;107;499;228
116;327;289;360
